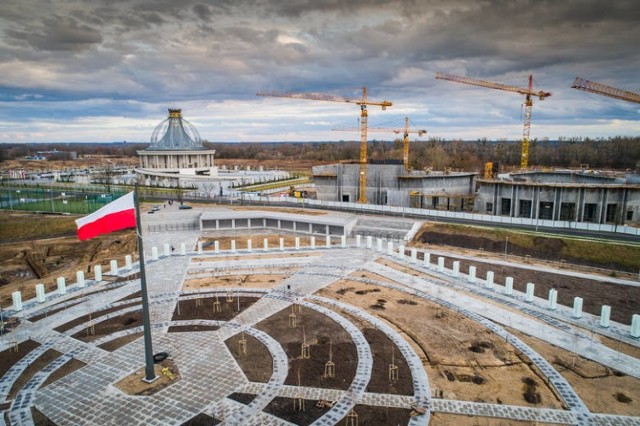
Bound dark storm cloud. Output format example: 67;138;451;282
192;4;213;22
5;16;102;52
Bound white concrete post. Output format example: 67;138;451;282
295;237;300;250
341;235;346;248
197;241;203;254
572;297;583;318
600;305;611;328
387;241;393;256
548;289;558;310
263;238;269;252
376;238;383;252
214;241;220;254
152;246;159;260
12;291;22;311
452;261;460;277
398;245;405;260
366;235;373;249
468;265;476;283
180;243;186;256
311;236;316;250
424;253;431;269
76;270;85;288
231;240;236;253
280;238;285;251
94;265;102;281
525;283;535;302
485;271;494;289
326;236;331;248
163;243;171;257
57;276;66;295
411;249;417;263
246;239;252;253
505;277;514;295
631;314;640;338
125;255;133;271
110;259;118;275
437;257;445;272
356;235;362;247
36;284;46;303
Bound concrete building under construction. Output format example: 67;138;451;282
312;161;477;211
476;171;640;225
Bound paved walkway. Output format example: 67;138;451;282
1;227;639;425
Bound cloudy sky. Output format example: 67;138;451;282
0;0;638;143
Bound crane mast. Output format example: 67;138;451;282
436;72;551;168
571;77;640;104
333;116;426;170
257;86;391;203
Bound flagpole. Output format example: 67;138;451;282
134;184;157;382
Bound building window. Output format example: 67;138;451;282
342;194;350;202
539;202;553;220
486;202;493;213
583;203;597;222
500;198;511;216
627;210;634;221
519;200;532;218
559;203;576;221
432;197;439;209
605;204;618;223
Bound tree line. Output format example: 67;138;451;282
2;137;638;173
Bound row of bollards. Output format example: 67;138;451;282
10;254;136;312
358;235;640;339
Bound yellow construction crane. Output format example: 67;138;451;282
333;117;426;171
257;87;392;203
436;72;551;168
571;77;640;103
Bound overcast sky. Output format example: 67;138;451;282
0;0;639;143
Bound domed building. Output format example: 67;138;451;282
137;108;217;179
135;108;290;196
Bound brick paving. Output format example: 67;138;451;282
1;225;639;425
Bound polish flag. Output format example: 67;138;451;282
76;192;136;240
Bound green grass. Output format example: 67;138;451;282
422;222;640;272
0;213;78;240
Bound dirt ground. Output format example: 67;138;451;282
225;332;273;383
114;358;180;396
0;225;137;308
171;296;258;322
183;273;295;291
317;280;565;409
256;305;359;390
511;329;640;416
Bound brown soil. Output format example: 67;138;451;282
54;301;140;333
114;358;180;396
351;404;413;426
317;280;564;408
183;273;295;291
262;396;330;425
0;220;137;308
225;333;273;383
420;252;639;324
511;328;640;416
180;413;221;426
0;339;40;377
40;358;86;388
362;327;413;395
256;305;359;390
429;412;537;425
167;325;219;333
98;332;144;351
8;349;62;399
72;311;143;342
171;296;258;322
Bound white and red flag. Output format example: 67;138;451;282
75;191;136;240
